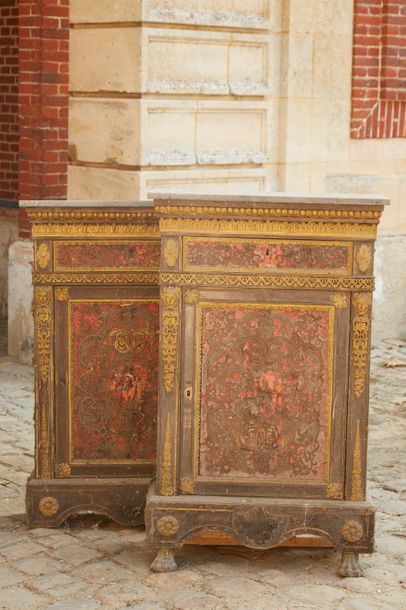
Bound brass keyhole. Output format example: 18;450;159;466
184;387;192;399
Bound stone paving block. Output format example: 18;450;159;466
113;548;152;575
339;577;376;593
203;575;271;601
0;585;48;609
0;541;45;561
28;572;78;592
50;543;104;566
335;599;401;610
0;526;27;551
28;572;91;601
31;532;75;549
10;554;70;577
96;581;155;607
0;567;25;587
286;583;347;605
120;602;168;610
167;589;228;610
46;598;102;610
75;560;135;584
147;568;205;591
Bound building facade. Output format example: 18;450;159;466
0;0;405;360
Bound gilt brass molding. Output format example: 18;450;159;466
351;421;363;501
39;400;51;479
34;272;159;285
32;223;159;238
161;414;175;496
162;287;180;395
156;205;382;221
35;287;52;385
160;272;374;291
28;210;156;222
160;218;377;239
352;293;372;399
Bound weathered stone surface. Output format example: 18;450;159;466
339;577;376;593
0;585;47;608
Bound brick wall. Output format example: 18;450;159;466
351;0;406;139
0;1;19;202
19;0;69;236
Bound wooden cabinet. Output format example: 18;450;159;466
25;202;160;527
146;193;387;577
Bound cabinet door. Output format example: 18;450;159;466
55;285;159;478
179;287;350;499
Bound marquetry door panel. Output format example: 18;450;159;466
179;287;350;499
54;284;159;477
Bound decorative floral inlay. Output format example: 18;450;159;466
163;239;179;268
56;463;71;478
35;243;50;270
180;478;195;494
157;515;179;538
184;289;200;304
341;520;363;543
39;496;59;517
356;244;372;273
326;482;344;500
333;293;348;309
55;287;69;302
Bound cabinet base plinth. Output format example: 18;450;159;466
26;476;151;528
146;485;375;573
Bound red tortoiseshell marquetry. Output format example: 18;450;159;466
184;238;351;275
70;299;159;463
198;303;334;481
55;241;161;271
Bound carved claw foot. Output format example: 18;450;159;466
151;549;178;573
338;552;363;577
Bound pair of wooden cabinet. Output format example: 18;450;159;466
25;193;386;577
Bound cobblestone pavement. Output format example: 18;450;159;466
0;340;405;610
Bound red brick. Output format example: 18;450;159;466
0;0;19;201
352;0;406;139
18;0;69;225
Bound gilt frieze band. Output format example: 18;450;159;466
160;272;374;291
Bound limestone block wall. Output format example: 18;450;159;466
278;0;405;237
68;0;278;200
277;0;405;339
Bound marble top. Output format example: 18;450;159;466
149;192;389;207
20;200;152;208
